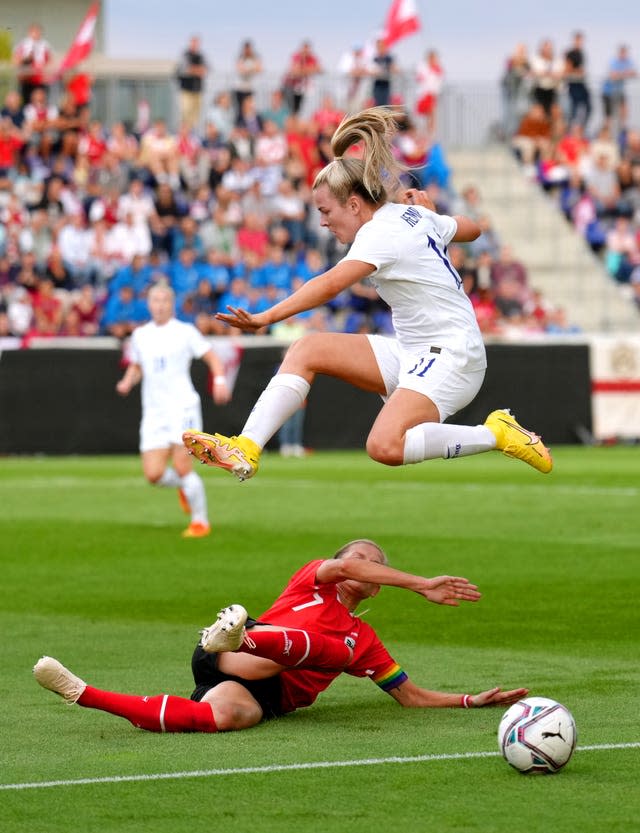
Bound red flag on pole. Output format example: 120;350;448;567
382;0;421;47
57;2;100;76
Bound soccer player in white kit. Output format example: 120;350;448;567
183;107;552;480
116;283;231;537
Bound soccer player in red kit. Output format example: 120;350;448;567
34;540;528;733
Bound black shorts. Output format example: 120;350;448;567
190;644;285;720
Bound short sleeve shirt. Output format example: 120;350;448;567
129;318;210;413
342;203;485;366
260;560;407;713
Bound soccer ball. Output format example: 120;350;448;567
498;696;577;774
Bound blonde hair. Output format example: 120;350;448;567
313;106;406;205
332;539;388;565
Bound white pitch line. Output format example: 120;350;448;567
2;743;639;792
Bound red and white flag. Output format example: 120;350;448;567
382;0;421;48
57;2;100;75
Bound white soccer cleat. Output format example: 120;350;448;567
33;656;87;704
199;604;248;653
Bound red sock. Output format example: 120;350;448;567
77;687;217;733
239;628;352;669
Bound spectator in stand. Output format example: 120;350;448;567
138;119;180;189
529;39;564;118
169;246;201;300
490;245;530;304
43;246;73;291
271;178;308;250
176;36;209;130
281;41;322;116
469;215;501;259
221;155;256;196
58;212;93;286
11;23;53;105
233;40;263;119
22;87;59;140
152;183;187;254
106;121;139;173
235;95;264;137
311;95;345;135
564;31;592;128
101;284;148;338
31;276;64;336
6;286;33;336
206;92;235;142
64;284;101;336
604;215;640;282
370;38;397;107
0;118;25;186
511;102;552;176
109;253;155;298
555;121;590;175
415;50;444;137
601;44;637;131
584;152;622;219
117;177;156;227
500;43;530;137
172;215;205;260
107;210;152;267
236;213;270;259
338;43;371;115
285;116;322;187
77;119;108;169
260;89;291;132
261;243;294;293
1;90;27;130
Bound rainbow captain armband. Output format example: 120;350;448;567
373;663;408;692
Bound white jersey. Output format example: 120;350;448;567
129;318;210;415
342;202;486;370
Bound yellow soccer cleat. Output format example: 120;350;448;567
182;521;211;539
485;409;553;474
182;431;261;482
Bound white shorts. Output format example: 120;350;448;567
139;403;203;453
366;335;486;422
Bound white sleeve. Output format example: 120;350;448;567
341;222;398;273
129;330;142;365
431;212;458;245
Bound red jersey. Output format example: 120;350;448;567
259;560;407;713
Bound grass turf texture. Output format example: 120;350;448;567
1;448;639;832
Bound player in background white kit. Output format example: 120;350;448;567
117;283;231;537
183;107;552;481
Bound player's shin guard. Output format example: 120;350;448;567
77;687;218;733
239;628;352;669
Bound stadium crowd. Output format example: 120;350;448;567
5;25;635;347
504;36;640;312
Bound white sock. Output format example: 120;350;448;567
181;471;208;524
158;467;182;487
241;373;311;448
403;423;497;464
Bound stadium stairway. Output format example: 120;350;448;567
446;145;640;333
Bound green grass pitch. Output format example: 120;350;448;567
1;447;639;832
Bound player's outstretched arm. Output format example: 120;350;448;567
316;558;481;606
389;679;529;708
216;259;374;331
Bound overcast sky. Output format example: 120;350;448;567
105;0;640;82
